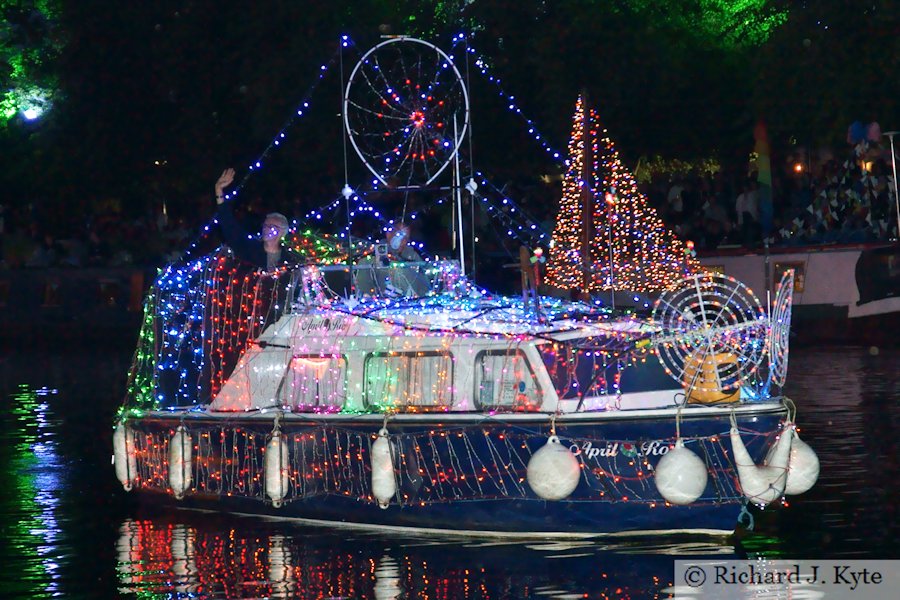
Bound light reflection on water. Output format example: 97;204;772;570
0;347;897;599
1;385;64;599
113;514;722;599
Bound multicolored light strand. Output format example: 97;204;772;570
546;96;700;293
124;419;781;509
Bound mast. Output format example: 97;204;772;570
580;91;593;293
453;115;466;276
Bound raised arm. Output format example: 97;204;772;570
215;168;235;204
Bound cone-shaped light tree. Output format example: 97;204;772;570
546;96;699;293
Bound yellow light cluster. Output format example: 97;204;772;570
547;97;699;293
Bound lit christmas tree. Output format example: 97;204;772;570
546;96;699;293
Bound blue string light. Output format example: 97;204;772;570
177;38;354;263
449;34;567;167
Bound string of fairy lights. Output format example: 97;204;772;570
545;96;700;293
123;248;662;414
124;419;779;509
450;33;567;166
161;30;694;305
180;40;348;263
172;32;579;274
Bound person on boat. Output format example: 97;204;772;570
214;168;293;271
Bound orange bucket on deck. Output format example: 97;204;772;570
682;351;741;404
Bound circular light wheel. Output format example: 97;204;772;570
769;269;794;386
344;37;469;188
652;273;769;393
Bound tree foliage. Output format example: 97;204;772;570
753;1;900;149
0;0;63;124
6;0;895;235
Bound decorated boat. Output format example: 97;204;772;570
112;36;819;537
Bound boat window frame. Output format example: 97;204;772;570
283;353;349;412
472;348;543;411
363;349;455;412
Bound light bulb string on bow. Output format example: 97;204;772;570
296;169;550;263
473;170;548;231
335;173;549;261
471;170;552;243
476;196;547;252
476;200;524;262
337;163;554;253
226;37;355;202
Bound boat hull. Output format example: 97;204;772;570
122;402;788;536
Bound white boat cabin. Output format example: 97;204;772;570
211;306;681;415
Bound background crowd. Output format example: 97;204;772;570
1;140;898;271
643;141;898;252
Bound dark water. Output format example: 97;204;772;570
1;345;897;599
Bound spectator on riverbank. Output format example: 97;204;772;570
734;179;761;246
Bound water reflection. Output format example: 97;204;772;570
115;513;735;599
372;552;402;600
1;385;63;599
741;348;900;558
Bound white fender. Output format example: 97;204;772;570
731;424;793;507
766;425;820;495
168;425;193;499
653;439;708;505
526;435;581;500
371;428;396;508
265;431;290;507
113;421;137;491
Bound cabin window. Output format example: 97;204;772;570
475;350;541;411
286;355;347;412
364;351;453;411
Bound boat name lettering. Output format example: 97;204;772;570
297;316;350;334
640;441;670;456
570;440;670;460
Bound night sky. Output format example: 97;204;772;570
2;1;899;232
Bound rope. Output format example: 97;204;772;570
783;396;797;423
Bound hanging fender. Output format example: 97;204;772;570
730;420;793;508
168;425;193;499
